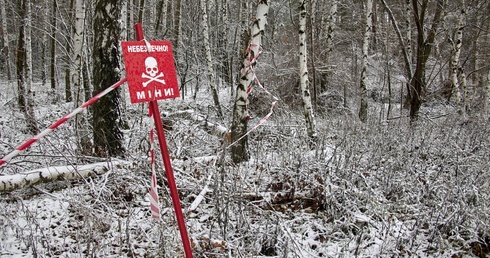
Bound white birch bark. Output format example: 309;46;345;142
233;0;249;99
405;0;412;69
298;0;316;138
359;0;372;123
201;0;223;118
50;1;57;91
231;0;269;163
128;0;134;32
450;3;466;106
71;0;91;154
25;0;38;134
0;161;130;192
72;0;86;100
220;0;231;84
311;0;317;36
40;0;49;85
120;0;128;40
325;0;337;55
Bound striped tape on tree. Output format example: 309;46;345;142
0;78;128;167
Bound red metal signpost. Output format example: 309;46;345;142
128;23;193;258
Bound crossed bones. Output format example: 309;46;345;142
142;72;165;87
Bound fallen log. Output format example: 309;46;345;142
165;109;229;140
0;160;130;192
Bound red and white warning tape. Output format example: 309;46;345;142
227;42;279;149
226;100;277;149
0;78;128;167
148;108;161;220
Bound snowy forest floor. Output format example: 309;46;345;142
1;79;489;258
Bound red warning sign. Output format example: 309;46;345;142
121;41;180;103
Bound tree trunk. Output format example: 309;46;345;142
231;0;270;163
359;0;372;123
137;0;144;23
485;69;490;116
234;0;249;99
309;0;317;109
71;0;91;154
17;3;27;111
0;161;129;192
64;0;75;104
325;0;337;55
450;3;466;109
174;0;182;50
380;0;413;106
92;0;125;157
298;0;316;139
120;0;127;40
127;0;134;34
409;0;443;121
371;0;378;50
201;0;223;118
218;0;230;85
405;0;413;105
50;1;57;91
0;0;11;81
154;0;164;34
385;30;393;119
17;0;38;135
40;0;49;85
24;0;37;134
321;0;337;93
166;0;173;39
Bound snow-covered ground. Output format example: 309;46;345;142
1;77;489;257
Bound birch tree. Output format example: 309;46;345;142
16;0;38;134
359;0;373;123
310;0;317;107
50;1;57;91
64;3;73;103
40;0;49;85
320;0;337;93
218;0;231;85
201;0;223;118
298;0;316;138
71;0;91;154
231;0;270;163
233;0;250;99
92;0;125;157
449;2;466;109
325;0;337;56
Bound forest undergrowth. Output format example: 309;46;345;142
1;81;489;257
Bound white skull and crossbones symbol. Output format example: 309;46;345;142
142;57;165;87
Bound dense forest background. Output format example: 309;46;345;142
1;0;489;257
